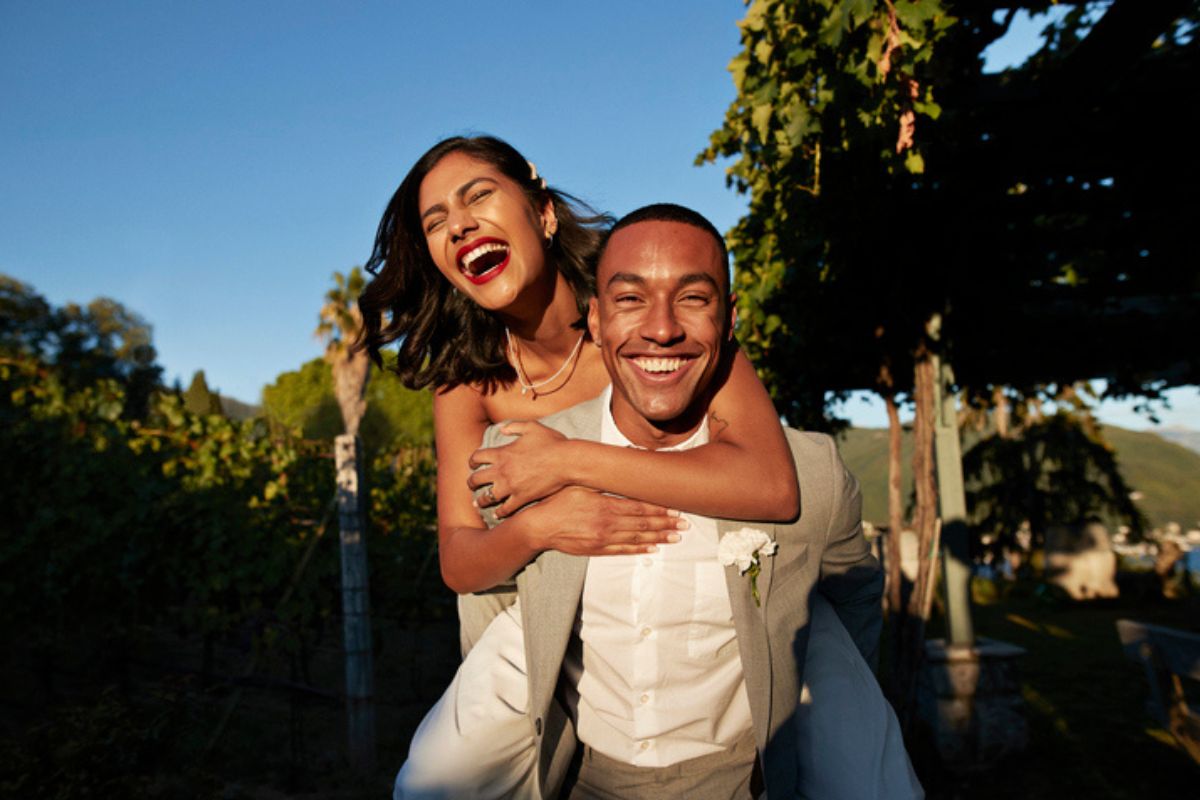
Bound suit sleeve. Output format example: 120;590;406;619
817;436;885;669
458;421;523;656
471;421;519;530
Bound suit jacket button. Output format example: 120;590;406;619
535;717;543;736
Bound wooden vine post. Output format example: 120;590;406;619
336;433;376;775
933;368;973;644
930;319;973;647
318;267;376;775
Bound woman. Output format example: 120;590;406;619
357;136;800;596
356;136;918;799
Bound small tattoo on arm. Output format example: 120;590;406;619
709;411;730;438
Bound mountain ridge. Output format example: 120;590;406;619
836;425;1200;530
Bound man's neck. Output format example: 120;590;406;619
608;398;708;451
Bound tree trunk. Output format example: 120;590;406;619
336;434;375;775
330;349;370;437
899;351;939;725
881;390;907;704
908;354;938;621
884;393;905;617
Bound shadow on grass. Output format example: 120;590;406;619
912;588;1199;800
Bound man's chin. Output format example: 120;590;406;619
632;397;711;433
629;395;690;422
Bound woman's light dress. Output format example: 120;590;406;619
394;591;923;799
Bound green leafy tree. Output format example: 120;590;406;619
262;358;343;438
0;357;336;646
701;0;1199;422
699;0;954;430
0;275;55;355
964;411;1147;555
262;356;432;449
183;369;223;416
0;274;163;417
702;0;1199;714
317;268;370;436
0;276;442;789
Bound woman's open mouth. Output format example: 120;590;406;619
457;238;511;285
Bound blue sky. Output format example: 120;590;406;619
3;1;1195;430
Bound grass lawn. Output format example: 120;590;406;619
912;586;1199;799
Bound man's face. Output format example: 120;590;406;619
588;220;735;448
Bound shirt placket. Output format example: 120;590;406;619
630;547;660;764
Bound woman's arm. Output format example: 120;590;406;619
470;350;800;522
433;384;685;594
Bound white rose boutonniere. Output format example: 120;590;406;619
718;527;778;607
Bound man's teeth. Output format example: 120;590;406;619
634;357;683;373
461;243;509;274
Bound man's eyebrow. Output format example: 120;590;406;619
605;272;646;287
605;271;722;290
419;177;496;221
677;273;720;291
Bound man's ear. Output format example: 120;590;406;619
726;293;738;341
587;297;601;345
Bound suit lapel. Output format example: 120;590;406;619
520;394;604;723
522;550;587;722
718;518;776;613
719;517;776;747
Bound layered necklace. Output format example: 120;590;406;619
504;327;586;399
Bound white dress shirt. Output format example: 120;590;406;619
561;387;753;767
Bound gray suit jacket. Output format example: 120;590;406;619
460;393;884;799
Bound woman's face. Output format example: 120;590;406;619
417;151;558;314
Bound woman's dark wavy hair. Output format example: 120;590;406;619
354;136;612;392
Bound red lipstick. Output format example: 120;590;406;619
456;237;511;285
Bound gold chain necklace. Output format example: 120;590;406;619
504;327;586;399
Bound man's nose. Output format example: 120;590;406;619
639;300;684;345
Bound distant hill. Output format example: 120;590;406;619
1156;426;1200;455
834;428;914;526
836;425;1200;530
218;394;261;421
1103;427;1200;528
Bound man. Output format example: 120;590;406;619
465;203;892;796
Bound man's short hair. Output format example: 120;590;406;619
598;203;730;292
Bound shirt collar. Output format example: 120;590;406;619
599;384;709;452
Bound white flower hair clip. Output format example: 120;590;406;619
718;527;777;607
526;160;548;190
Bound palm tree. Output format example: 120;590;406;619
316;267;375;774
317;269;370;436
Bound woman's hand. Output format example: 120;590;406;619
520;487;687;556
468;420;575;517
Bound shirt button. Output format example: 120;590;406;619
640;693;650;704
639;740;650;751
640;626;652;638
642;557;653;567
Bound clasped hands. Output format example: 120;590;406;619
467;420;686;556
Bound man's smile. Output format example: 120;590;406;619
625;354;699;379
